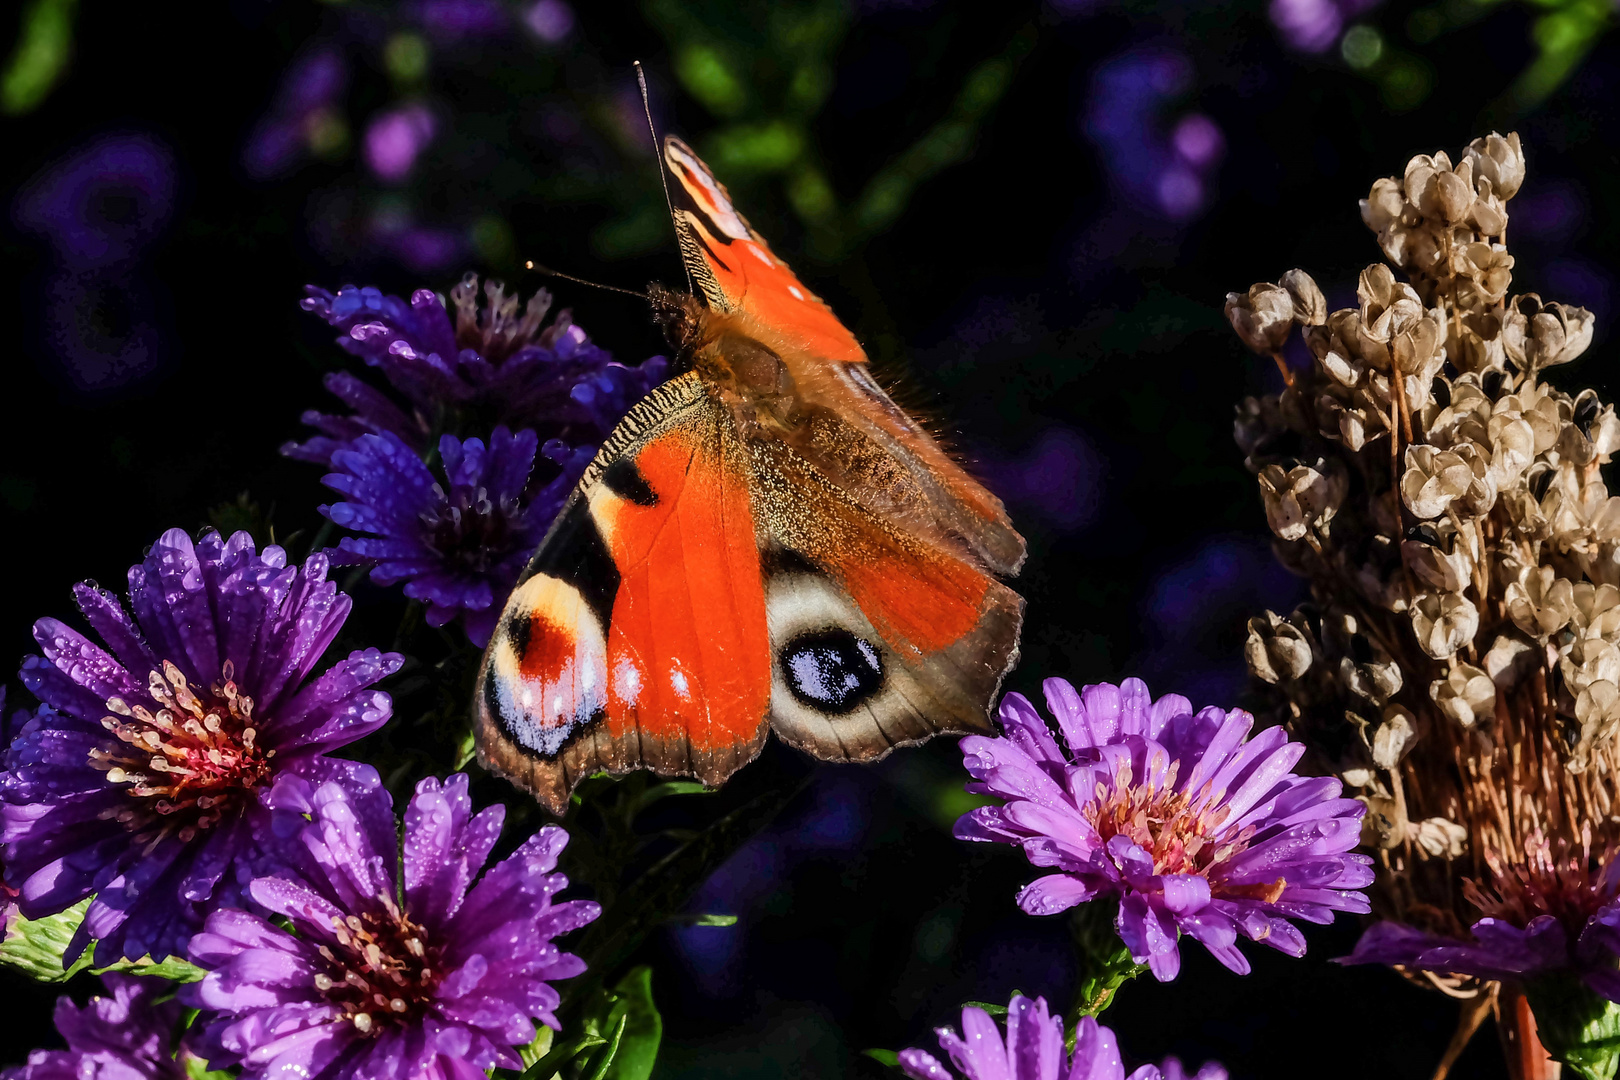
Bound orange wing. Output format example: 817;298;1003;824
477;372;772;813
663;136;867;366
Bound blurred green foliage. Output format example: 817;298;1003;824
2;0;76;115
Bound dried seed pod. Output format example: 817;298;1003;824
1502;293;1595;373
1404;151;1476;224
1401;443;1495;520
1372;705;1418;767
1409;817;1467;858
1245;610;1316;683
1504;564;1575;640
1570;582;1620;640
1455;242;1514;307
1280;268;1328;326
1430;662;1496;728
1464;131;1526;201
1257;461;1345;541
1482;630;1538;689
1410;591;1480;659
1226;283;1296;354
1572;681;1620;771
1401;520;1474;594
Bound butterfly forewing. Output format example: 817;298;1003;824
475;136;1025;814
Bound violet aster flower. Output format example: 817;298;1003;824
0;528;402;964
320;427;591;646
1344;834;1620;1002
956;677;1372;980
285;274;668;464
1;973;193;1080
185;772;600;1080
898;993;1224;1080
1;973;190;1079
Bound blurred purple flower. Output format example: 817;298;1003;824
321;427;590;645
1084;49;1222;222
1344;837;1620;1002
955;677;1371;981
410;0;510;40
286;274;668;463
185;773;599;1080
1139;535;1305;707
524;0;575;42
0;529;401;964
979;426;1103;533
365;105;437;183
1269;0;1381;52
39;272;167;392
0;974;191;1080
899;993;1225;1080
13;133;177;271
243;45;348;180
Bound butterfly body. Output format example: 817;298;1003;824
476;138;1025;814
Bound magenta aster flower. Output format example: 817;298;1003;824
1344;834;1620;1002
320;427;590;645
956;677;1372;980
0;529;402;964
185;772;600;1080
899;993;1224;1080
284;275;668;464
1;973;195;1080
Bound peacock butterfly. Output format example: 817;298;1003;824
475;136;1025;814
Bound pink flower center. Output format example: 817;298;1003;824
90;660;274;849
1084;755;1286;902
1467;832;1619;936
315;903;443;1036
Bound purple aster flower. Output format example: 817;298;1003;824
898;993;1224;1080
0;528;402;964
185;772;600;1080
1;973;195;1080
1344;834;1620;1002
320;427;591;645
285;274;668;464
956;677;1372;981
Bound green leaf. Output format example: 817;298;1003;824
581;1013;629;1080
519;1023;555;1070
2;0;77;115
1066;900;1145;1022
518;1033;608;1080
670;913;737;927
628;779;714;817
577;966;663;1080
1526;973;1620;1080
862;1049;900;1069
961;1000;1010;1018
183;1055;235;1080
1;899;94;982
96;954;206;983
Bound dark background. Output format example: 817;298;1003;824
2;0;1617;1076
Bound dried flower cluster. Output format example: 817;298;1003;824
1227;132;1620;955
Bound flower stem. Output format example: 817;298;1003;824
1064;899;1146;1036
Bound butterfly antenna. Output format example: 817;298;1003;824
635;60;693;295
525;261;649;301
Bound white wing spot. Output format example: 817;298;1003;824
670;667;690;698
750;245;773;265
788;285;805;300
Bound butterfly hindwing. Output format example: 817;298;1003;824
477;371;773;813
